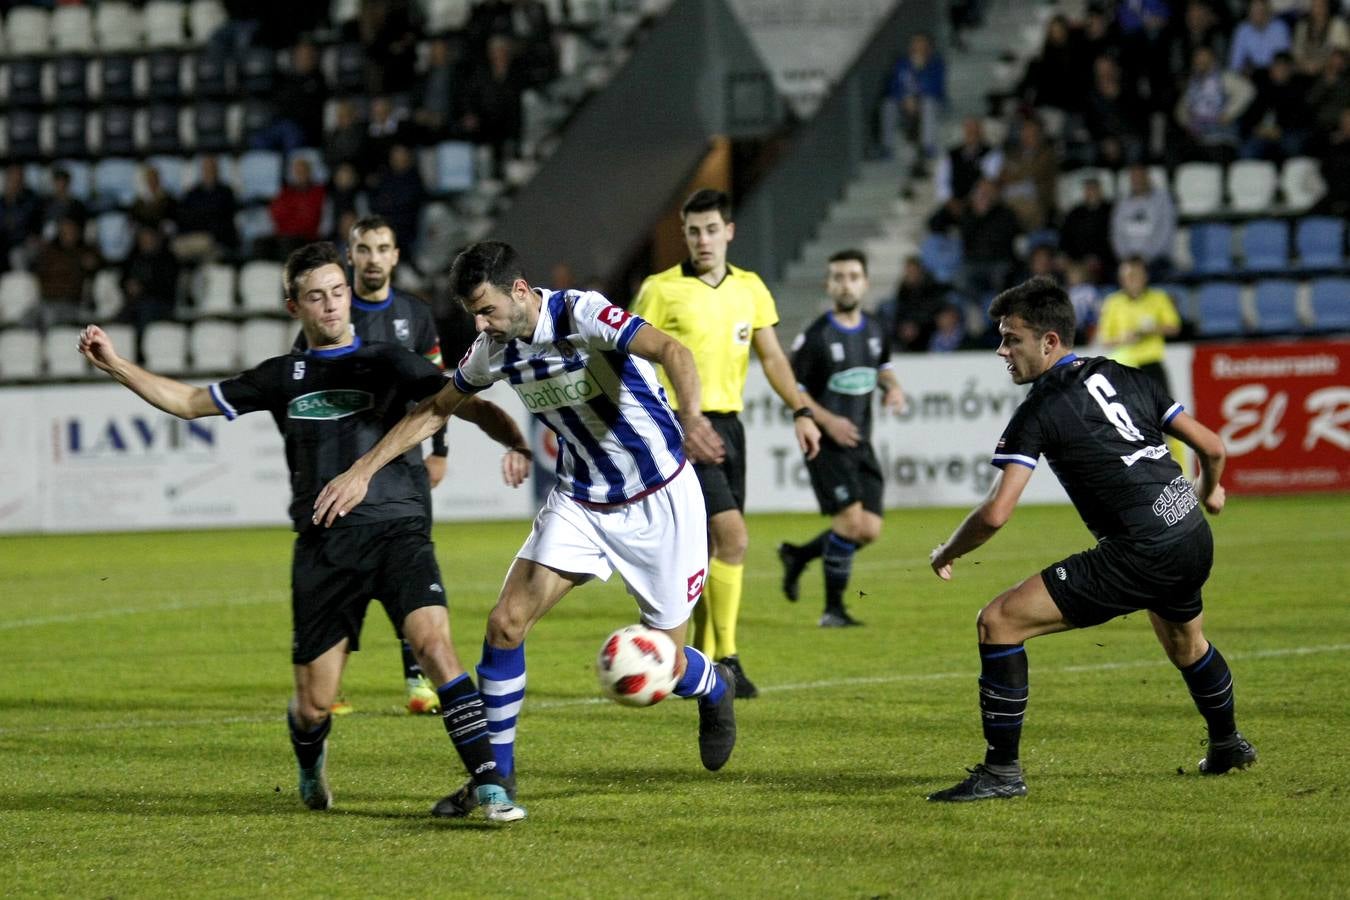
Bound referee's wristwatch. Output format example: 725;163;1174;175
792;407;814;420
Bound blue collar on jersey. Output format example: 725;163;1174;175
1052;352;1078;369
827;311;866;333
307;334;362;358
353;292;394;312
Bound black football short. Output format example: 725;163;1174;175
1042;522;1214;629
806;441;884;516
693;413;746;516
290;516;445;664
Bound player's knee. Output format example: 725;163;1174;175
975;599;1008;641
293;696;329;726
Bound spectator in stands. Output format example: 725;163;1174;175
1229;0;1293;76
1097;256;1182;406
461;35;530;178
999;117;1059;232
927;304;968;352
325;100;370;173
368;145;426;256
413;38;463;142
120;225;180;354
1083;54;1148;167
327;162;369;234
1;163;42;271
29;217;101;330
877;256;949;353
948;0;984;50
1115;0;1174;114
1111;164;1176;277
1060;176;1115;281
1292;0;1349;76
1313;106;1350;216
881;32;946;173
173;156;239;263
1239;51;1314;160
129;166;177;234
269;157;327;258
467;0;559;89
41;168;88;240
1175;0;1233;75
365;96;411;176
1064;259;1102;345
935;117;1003;205
929;178;1021;305
360;0;421;95
1018;15;1084;114
1307;47;1350;132
251;39;329;153
1016;242;1062;287
1076;4;1120;87
1174;44;1255;163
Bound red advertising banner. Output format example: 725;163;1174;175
1191;340;1350;494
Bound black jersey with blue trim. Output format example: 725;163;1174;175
789;311;893;444
992;354;1202;549
210;337;448;530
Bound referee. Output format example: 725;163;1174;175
633;189;820;698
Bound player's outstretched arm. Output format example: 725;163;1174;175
79;325;219;420
627;323;725;465
753;327;821;459
930;464;1032;580
452;395;532;487
1166;411;1227;514
314;381;468;526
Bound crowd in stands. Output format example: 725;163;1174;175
879;0;1350;354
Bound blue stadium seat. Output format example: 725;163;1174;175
53;108;89;157
236;150;283;202
920;233;963;285
145;104;182;154
147;155;186;196
6;110;41;159
52;56;89;104
1153;283;1190;321
433;140;476;192
1195;283;1245;337
1190;223;1235;276
147;51;183;100
96;211;134;262
1295;217;1345;270
93;158;140;208
1252;280;1302;334
5;59;44;106
99;55;136;102
234;206;275;256
192;101;230;152
1308;278;1350;332
1240;219;1289;273
56;160;94;201
100;106;137;156
191;52;231;97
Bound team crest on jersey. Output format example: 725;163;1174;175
868;336;882;357
292;361;305;380
555;339;578;360
394;318;410;342
830;342;845;361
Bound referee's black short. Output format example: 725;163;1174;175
693;412;746;516
290;516;445;664
1042;521;1213;629
806;441;884;516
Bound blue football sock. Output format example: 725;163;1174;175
674;645;725;704
476;641;526;777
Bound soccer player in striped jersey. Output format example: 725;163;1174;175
925;277;1254;803
315;241;740;817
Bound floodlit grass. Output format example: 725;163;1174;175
3;496;1348;897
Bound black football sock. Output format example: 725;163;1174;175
401;639;423;681
436;674;505;788
287;710;331;770
822;531;858;612
795;529;831;564
978;643;1028;768
1178;643;1237;741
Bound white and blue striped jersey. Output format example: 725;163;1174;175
453;289;686;505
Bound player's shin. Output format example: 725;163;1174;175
978;644;1029;768
477;641;526;778
436;673;505;788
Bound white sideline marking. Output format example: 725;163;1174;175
1;643;1346;738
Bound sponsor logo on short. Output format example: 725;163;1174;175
515;368;601;412
687;568;707;603
287;390;374;420
827;366;878;396
430;583;443;593
1056;567;1067;581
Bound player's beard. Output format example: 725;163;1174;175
358;269;388;295
833;296;861;313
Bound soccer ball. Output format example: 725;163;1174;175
595;625;679;707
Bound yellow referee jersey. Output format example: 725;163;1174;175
632;261;779;413
1097;287;1180;369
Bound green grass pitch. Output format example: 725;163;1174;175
3;495;1348;897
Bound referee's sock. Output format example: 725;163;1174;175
477;641;526;778
672;645;726;704
822;531;859;611
978;643;1029;768
1178;643;1237;741
706;558;744;658
435;673;505;788
287;710;331;770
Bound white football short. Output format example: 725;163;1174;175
516;464;708;630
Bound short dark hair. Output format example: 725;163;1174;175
449;241;523;303
681;188;733;222
350;215;396;244
828;248;868;274
284;242;344;300
988;276;1076;348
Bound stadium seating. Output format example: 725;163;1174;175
141;321;189;372
189;319;240;372
52;108;89;158
190;101;231;152
188;0;227;44
0;328;42;380
145;1;188;48
239;317;292;366
6;7;51;56
1240;219;1289;273
1251;280;1303;334
58;161;94;201
425;0;474;33
189;52;231;97
93;157;140;208
236;150;284;203
233;206;274;255
0;271;40;325
147;51;184;99
239;46;275;94
1114;165;1168;199
147;154;187;195
95;210;135;262
94;2;144;52
1190;223;1234;276
1194;282;1245;337
99;107;137;157
97;55;136;103
7;109;40;159
433;141;476;192
189;263;239;317
1280;157;1326;212
920;233;963;285
51;5;93;53
91;268;126;320
1226;160;1278;214
1295;217;1346;270
1056;167;1114;209
1174;162;1224;217
238;261;284;314
5;58;43;106
43;326;89;378
332;42;365;93
52;56;89;105
1308;278;1350;332
287;147;329;186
